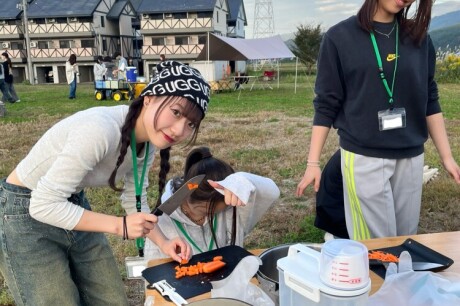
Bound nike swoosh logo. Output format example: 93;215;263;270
387;54;399;61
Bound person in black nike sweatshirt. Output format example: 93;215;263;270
296;0;460;240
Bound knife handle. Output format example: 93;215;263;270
152;208;163;216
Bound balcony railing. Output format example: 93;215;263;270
0;24;24;39
5;49;27;60
142;44;204;57
30;47;96;59
141;18;212;31
28;22;92;35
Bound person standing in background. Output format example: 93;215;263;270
0;59;14;104
1;52;20;103
157;54;167;73
94;56;107;81
296;0;460;240
112;52;127;80
65;54;79;99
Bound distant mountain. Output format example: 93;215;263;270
430;23;460;51
430;10;460;31
429;9;460;50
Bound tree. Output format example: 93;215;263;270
291;24;323;74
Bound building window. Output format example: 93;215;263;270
198;35;207;45
175;36;188;45
173;13;187;19
102;39;107;52
59;40;74;48
100;16;105;27
151;14;163;20
216;11;219;23
35;18;46;24
151;37;165;45
197;12;213;18
81;39;95;48
11;42;24;50
38;41;51;49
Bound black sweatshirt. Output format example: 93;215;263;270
313;16;441;159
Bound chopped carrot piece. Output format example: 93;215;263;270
202;260;226;273
213;256;223;261
180;258;189;265
368;251;399;262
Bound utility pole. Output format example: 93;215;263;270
20;0;34;84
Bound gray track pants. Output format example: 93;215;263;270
341;148;424;240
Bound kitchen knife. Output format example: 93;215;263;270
151;174;205;216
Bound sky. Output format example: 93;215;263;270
243;0;460;38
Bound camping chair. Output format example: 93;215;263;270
260;70;275;89
234;72;249;90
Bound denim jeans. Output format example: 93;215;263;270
0;79;13;102
0;179;128;306
69;75;77;98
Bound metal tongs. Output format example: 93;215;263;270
153;280;188;305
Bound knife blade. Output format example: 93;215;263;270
151;174;205;216
412;261;444;271
370;260;444;271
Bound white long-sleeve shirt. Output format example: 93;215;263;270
65;61;79;84
16;105;155;229
144;172;280;259
93;62;107;81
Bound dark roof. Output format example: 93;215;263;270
129;0;143;11
27;0;101;18
138;0;217;14
107;0;130;20
227;0;244;23
0;0;33;20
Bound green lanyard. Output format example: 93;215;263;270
173;216;218;253
370;22;399;107
130;130;149;255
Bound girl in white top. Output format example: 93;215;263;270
93;55;107;81
145;146;280;260
0;61;210;306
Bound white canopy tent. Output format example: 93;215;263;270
196;33;299;92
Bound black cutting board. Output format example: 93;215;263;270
142;245;253;299
369;238;454;279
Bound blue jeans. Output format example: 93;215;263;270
69;75;77;98
0;179;128;306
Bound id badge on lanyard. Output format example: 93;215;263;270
370;22;407;131
378;107;406;131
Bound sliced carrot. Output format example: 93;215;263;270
202;260;226;273
368;251;399;262
213;256;223;261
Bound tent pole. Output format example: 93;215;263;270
207;32;210;80
295;57;298;94
277;60;280;89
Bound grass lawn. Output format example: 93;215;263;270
0;76;459;305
